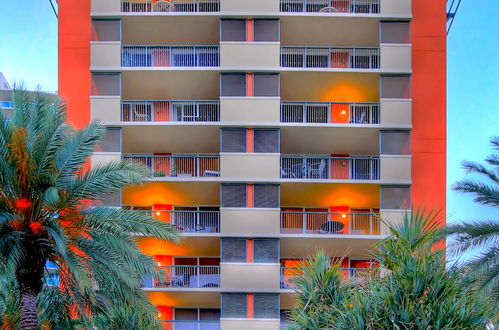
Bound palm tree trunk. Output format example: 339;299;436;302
20;288;38;330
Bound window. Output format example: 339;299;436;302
254;185;280;208
380;21;411;44
254;129;280;153
381;75;411;99
221;293;247;318
91;19;121;41
381;186;411;209
221;19;246;42
221;74;246;97
254;73;279;97
253;239;279;263
254;293;280;319
221;184;247;208
97;128;122;152
221;128;247;152
254;19;279;42
91;73;121;96
221;238;247;262
380;131;411;155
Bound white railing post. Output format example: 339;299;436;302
303;212;307;234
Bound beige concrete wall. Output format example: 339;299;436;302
380;99;412;126
380;44;412;72
220;43;280;68
380;0;412;16
91;152;122;168
220;263;280;290
380;156;412;182
91;0;121;13
380;210;409;235
220;98;280;123
91;42;121;68
90;97;121;122
220;154;280;179
220;0;279;12
221;319;280;330
221;209;280;235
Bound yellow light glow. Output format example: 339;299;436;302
157;313;161;318
341;110;346;115
342;213;347;218
157;262;161;266
156;211;161;216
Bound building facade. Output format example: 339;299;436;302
58;0;446;328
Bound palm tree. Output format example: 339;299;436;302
0;89;178;329
448;136;499;302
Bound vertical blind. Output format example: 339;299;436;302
221;184;247;207
254;293;280;318
220;74;247;96
220;19;246;42
221;128;247;152
221;293;247;318
253;184;280;208
253;239;279;263
221;238;247;262
253;129;280;153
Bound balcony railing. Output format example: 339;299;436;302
121;0;220;12
122;46;220;67
155;210;220;233
123;154;220;178
281;47;379;69
281;212;380;235
280;0;380;13
280;156;379;180
280;267;376;288
281;102;380;124
142;265;220;288
121;100;220;122
160;321;221;330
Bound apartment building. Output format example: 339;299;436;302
58;0;446;328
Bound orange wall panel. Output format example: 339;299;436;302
58;0;91;129
411;0;447;225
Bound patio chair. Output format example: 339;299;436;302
308;159;327;178
153;0;175;12
319;6;338;12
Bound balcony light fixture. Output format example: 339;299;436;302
342;213;347;218
156;211;161;216
341;110;347;115
157;262;161;266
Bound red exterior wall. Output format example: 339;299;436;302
58;0;91;129
411;0;447;224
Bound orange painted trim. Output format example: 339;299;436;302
246;19;253;42
246;73;253;96
247;128;253;152
247;239;254;263
247;293;254;318
247;184;254;208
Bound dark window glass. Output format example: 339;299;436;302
221;238;247;262
254;185;279;208
97;128;121;152
253;239;279;263
92;19;121;41
380;131;411;155
221;74;247;96
222;293;247;318
254;19;279;42
200;309;221;321
254;74;279;96
221;184;247;208
381;186;411;209
254;129;279;153
175;309;198;321
91;74;121;96
221;128;247;152
254;293;280;319
221;19;246;41
381;75;411;99
380;22;411;44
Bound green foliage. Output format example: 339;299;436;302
0;88;179;328
288;211;494;329
448;136;499;307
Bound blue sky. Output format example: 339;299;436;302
0;1;497;225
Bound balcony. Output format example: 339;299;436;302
280;156;380;180
281;47;379;69
121;0;220;12
122;154;220;178
121;100;220;122
281;101;380;124
152;210;220;233
280;0;380;13
280;266;376;289
161;321;221;330
142;265;220;288
122;46;220;67
281;211;380;235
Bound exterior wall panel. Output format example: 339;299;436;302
90;97;121;122
220;264;280;290
220;98;280;123
220;154;280;179
90;42;121;67
380;99;412;126
221;209;280;236
220;43;280;68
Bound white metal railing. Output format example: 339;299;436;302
281;102;380;124
280;156;379;180
160;321;221;330
121;0;220;12
280;0;379;13
281;47;379;69
122;46;220;67
123;154;220;178
280;267;377;288
121;100;220;122
142;266;220;288
155;210;220;233
280;212;380;235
